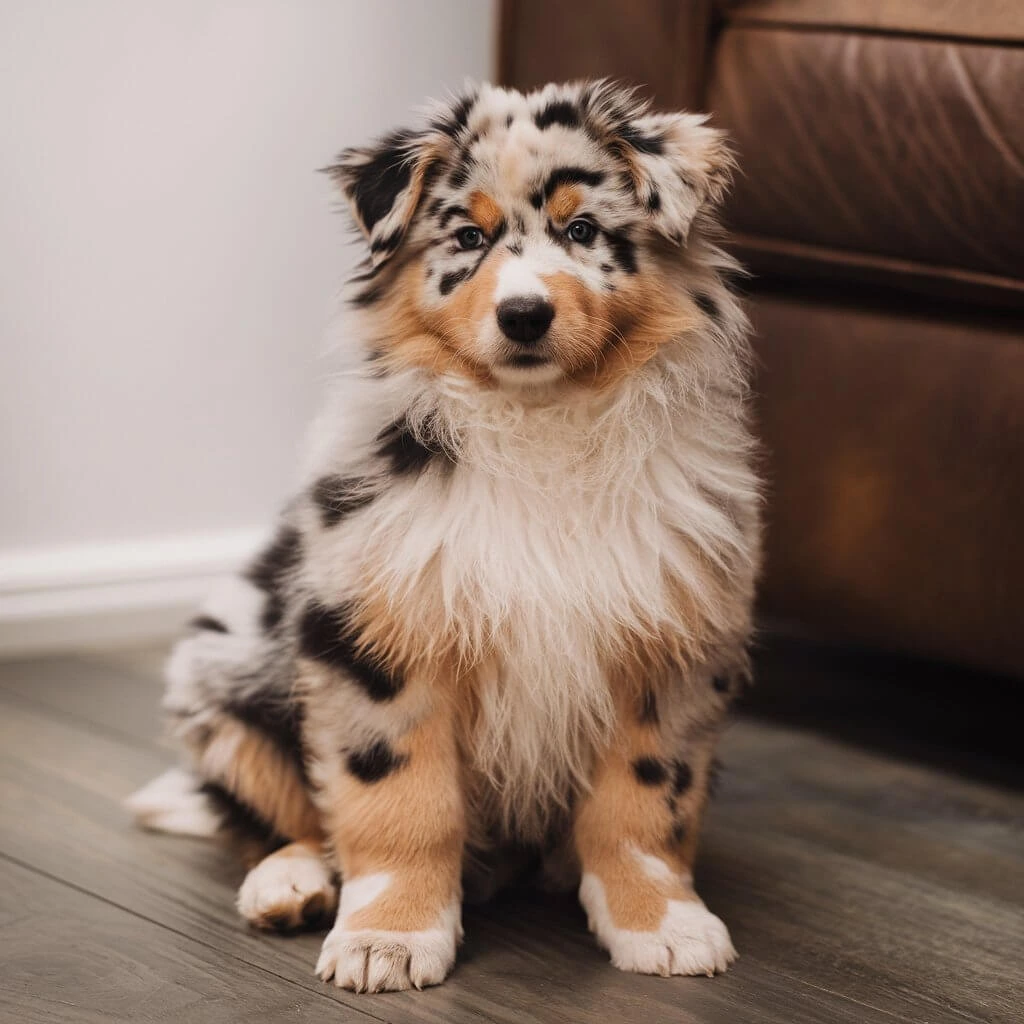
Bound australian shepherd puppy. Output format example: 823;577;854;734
128;80;761;992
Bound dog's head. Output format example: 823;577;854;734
326;81;733;389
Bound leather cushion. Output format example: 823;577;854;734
718;0;1024;45
709;26;1024;306
752;289;1024;676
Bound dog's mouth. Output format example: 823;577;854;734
505;353;550;368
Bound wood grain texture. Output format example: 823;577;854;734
0;639;1021;1023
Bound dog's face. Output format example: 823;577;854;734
328;82;732;389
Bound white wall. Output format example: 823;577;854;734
0;0;495;653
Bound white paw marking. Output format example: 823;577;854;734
631;847;684;886
316;894;461;993
580;872;737;977
125;767;224;837
236;847;337;931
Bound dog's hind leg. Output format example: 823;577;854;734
128;525;320;848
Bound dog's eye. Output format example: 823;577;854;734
455;226;484;250
566;219;596;245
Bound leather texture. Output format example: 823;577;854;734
751;290;1024;676
718;0;1024;44
499;0;713;109
710;26;1024;306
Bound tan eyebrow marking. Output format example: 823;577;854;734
468;190;504;236
546;183;582;222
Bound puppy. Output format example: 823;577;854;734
128;79;762;992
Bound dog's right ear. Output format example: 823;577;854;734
325;129;437;268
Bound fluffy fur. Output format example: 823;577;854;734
130;80;762;993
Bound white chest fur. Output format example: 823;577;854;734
301;358;758;835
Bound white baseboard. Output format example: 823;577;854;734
0;528;268;659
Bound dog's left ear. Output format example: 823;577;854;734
615;112;734;246
325;129;437;267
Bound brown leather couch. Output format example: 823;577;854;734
500;0;1024;677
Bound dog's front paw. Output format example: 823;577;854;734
315;901;461;992
237;843;337;931
581;874;736;977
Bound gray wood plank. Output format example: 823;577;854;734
0;855;379;1024
1;647;1022;1023
0;687;903;1024
0;652;166;749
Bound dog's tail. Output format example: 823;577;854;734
125;765;225;837
126;538;321;854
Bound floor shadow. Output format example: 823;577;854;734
742;630;1024;790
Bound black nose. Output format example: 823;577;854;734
496;297;554;345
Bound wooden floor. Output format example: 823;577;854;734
1;637;1022;1024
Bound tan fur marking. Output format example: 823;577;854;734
199;717;321;842
546;183;582;222
574;693;700;932
468;190;504;236
377;259;494;384
320;692;464;934
533;267;700;393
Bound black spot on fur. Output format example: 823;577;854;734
246;526;302;631
421;158;442;194
600;263;614;273
348;262;383;285
541;167;605;202
535;100;580;130
350;282;385;308
695;292;721;323
312;475;374;528
639;688;659;725
712;674;730;694
448;161;472;190
224;690;306;769
671;760;693;796
439;204;468;228
619;124;664;154
440;268;470;296
633;757;668;786
247;526;301;593
671;821;687;845
505;113;514;128
507;241;523;257
369;226;404;255
298;602;403;702
645;189;661;213
607;231;638;274
190;614;228;634
346;739;407;783
529;191;544;209
376;414;454;475
345;130;416;233
199;780;282;847
432;93;475;139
